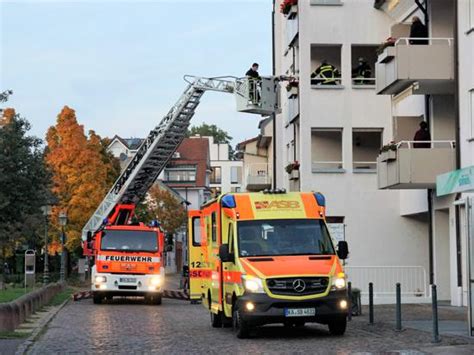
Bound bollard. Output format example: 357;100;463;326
347;281;352;321
431;284;441;343
396;283;402;331
369;282;374;325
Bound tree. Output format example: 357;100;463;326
45;106;120;253
146;185;187;235
188;123;232;144
0;108;50;280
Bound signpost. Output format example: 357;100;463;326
24;249;36;289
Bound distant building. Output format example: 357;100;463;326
236;117;273;192
107;135;144;170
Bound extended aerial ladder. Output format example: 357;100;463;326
81;75;282;248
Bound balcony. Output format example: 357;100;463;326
376;38;454;96
287;98;299;124
377;141;456;190
245;163;272;191
286;16;298;46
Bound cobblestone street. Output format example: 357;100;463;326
27;297;474;354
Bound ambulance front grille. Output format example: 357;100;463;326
266;277;329;296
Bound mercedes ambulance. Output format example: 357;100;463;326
188;191;349;338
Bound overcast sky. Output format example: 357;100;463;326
0;0;272;146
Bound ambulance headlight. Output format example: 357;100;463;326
332;274;346;290
242;275;265;293
95;276;107;283
150;276;162;286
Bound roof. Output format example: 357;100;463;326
165;137;210;188
109;135;144;150
236;137;258;151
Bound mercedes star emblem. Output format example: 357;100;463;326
292;279;306;293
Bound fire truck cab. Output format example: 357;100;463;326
85;204;165;305
188;191;349;338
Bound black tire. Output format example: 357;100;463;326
328;316;347;336
153;295;162;305
93;294;102;304
210;311;223;328
233;307;251;339
106;295;113;301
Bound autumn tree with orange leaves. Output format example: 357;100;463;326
45;106;120;253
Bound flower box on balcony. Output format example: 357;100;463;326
289;169;300;180
379;150;397;162
287;86;298;98
288;5;298;19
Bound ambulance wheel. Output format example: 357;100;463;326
153;295;162;305
233;307;251;339
328;316;347;336
93;294;102;304
210;311;222;328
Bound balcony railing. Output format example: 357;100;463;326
377;140;456;190
286;14;298;46
376;38;454;95
352;77;376;87
288;97;299;123
312;161;344;173
245;163;272;191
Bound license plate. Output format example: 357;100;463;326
284;308;316;317
119;277;136;283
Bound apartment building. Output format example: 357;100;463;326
373;0;474;314
273;0;432;303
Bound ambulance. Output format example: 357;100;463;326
188;190;349;338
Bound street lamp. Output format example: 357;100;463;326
40;204;53;285
58;211;67;283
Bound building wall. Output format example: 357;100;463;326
274;0;431;301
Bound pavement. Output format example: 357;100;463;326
4;275;474;354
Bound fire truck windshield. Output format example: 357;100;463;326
237;219;335;257
101;230;158;253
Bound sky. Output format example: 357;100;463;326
0;0;273;146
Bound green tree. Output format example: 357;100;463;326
0;109;51;280
188;123;232;144
146;185;187;235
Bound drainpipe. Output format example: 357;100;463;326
453;0;462;287
272;0;277;189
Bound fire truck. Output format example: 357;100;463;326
82;76;282;304
188;191;350;338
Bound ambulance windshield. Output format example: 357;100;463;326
237;219;335;257
101;230;158;253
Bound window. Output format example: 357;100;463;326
310;45;343;87
351;45;378;87
231;166;242;184
231;187;241;193
211;212;217;244
164;165;196;182
237;219;335;257
352;129;382;172
192;217;201;246
210;166;221;184
228;223;234;253
101;230;158;252
311;129;344;172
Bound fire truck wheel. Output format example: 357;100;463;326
93;294;102;304
232;307;251;339
210;311;223;328
328;316;347;336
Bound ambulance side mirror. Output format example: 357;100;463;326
219;245;234;263
337;241;349;260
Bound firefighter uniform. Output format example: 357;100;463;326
311;63;340;85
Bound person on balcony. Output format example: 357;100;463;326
311;60;340;85
352;57;372;85
245;63;261;104
413;121;431;148
409;16;429;45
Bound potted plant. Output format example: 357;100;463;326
285;161;300;179
280;0;298;18
379;142;397;161
286;80;299;97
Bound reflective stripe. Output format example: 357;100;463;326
97;255;161;262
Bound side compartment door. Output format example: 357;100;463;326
188;210;206;301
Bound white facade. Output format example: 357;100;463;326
274;0;431;303
205;136;243;194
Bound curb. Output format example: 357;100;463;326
15;299;69;355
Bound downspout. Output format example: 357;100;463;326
272;0;277;189
453;0;462;287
